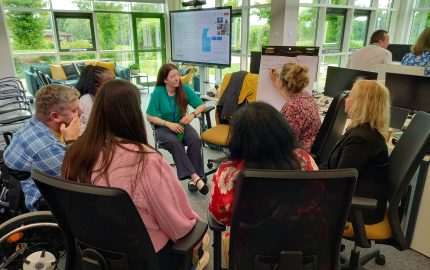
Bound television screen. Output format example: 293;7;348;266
385;73;430;112
170;7;232;67
324;66;377;97
387;44;412;62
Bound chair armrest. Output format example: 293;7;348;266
171;220;208;254
348;196;377;248
202;106;215;129
352;196;378;209
207;212;226;232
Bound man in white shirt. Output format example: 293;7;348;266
348;29;392;72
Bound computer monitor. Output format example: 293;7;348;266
385;72;430;112
324;66;378;97
250;51;261;74
390;106;410;130
387;44;412;62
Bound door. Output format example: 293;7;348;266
132;13;166;85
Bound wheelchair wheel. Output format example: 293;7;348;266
0;211;66;270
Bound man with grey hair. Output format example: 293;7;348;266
348;29;392;72
4;84;82;211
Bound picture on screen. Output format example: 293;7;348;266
170;7;232;67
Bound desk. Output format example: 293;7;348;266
131;73;149;93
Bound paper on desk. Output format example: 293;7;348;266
256;55;318;110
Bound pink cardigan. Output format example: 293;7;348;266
91;144;200;252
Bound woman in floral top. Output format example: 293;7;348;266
209;102;318;226
269;63;321;153
402;27;430;76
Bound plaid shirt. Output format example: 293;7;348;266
4;117;66;211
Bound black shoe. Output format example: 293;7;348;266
196;179;209;195
188;180;198;192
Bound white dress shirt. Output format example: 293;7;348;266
348;44;392;72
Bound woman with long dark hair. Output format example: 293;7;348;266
75;65;115;133
62;80;205;268
209;101;318;225
146;63;208;194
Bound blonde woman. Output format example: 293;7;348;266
402;27;430;75
269;63;321;153
325;80;390;224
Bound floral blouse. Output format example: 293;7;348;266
208;149;319;226
401;51;430;76
281;91;321;153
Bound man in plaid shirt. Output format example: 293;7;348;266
4;84;82;211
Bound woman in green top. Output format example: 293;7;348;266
146;63;208;195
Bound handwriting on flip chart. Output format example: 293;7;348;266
256;55;319;110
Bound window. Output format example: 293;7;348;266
223;0;242;7
2;0;50;9
100;52;132;68
131;3;164;12
375;10;391;31
354;0;372;8
248;7;271;52
5;11;54;53
297;7;318;46
96;13;131;50
250;0;271;5
416;0;430;9
54;13;96;52
231;15;242;53
300;0;320;3
51;0;92;11
323;9;346;53
318;55;342;91
378;0;393;8
59;53;96;61
409;12;430;44
94;1;129;11
329;0;348;5
13;55;55;78
350;11;370;51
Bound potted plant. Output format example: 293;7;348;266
129;63;140;75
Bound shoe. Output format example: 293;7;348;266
195;250;209;270
188;180;198;192
196;179;209;195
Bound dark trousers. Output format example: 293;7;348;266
155;125;204;179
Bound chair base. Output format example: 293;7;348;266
341;248;385;269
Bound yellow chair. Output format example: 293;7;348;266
342;111;430;269
200;72;258;169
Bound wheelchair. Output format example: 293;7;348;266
0;135;66;270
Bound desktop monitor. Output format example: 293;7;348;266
387;44;412;62
324;66;378;97
385;72;430;112
250;51;261;74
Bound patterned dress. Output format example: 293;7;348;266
208;149;319;226
401;51;430;76
280;91;321;153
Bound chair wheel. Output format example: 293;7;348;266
207;162;213;169
375;254;385;265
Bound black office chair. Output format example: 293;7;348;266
343;111;430;269
32;170;208;270
34;69;51;87
311;91;348;165
208;169;358;270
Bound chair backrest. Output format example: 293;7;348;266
386;112;430;249
216;72;259;125
32;170;160;270
35;69;49;86
229;169;358;270
311;91;348;164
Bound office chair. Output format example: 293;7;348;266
201;72;259;171
34;69;50;87
32;170;208;270
208;169;358;270
343;111;430;269
310;91;349;165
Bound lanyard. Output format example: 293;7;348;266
165;90;177;122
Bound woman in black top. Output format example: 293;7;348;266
326;80;390;224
